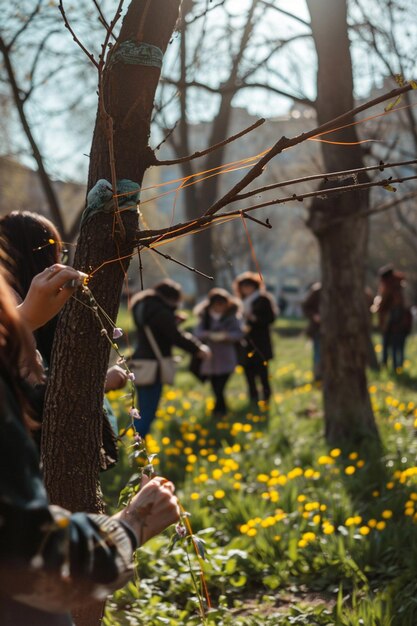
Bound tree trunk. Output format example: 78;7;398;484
306;0;378;443
42;2;180;624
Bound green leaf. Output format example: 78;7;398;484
263;574;281;590
229;574;247;587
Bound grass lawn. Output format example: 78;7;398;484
102;325;417;625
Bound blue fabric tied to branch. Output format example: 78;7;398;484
81;178;140;227
109;40;163;69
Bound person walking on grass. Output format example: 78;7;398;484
193;288;243;417
234;272;278;407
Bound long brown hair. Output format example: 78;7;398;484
0;211;62;364
0;267;41;428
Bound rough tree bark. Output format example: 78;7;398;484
306;0;378;443
42;1;180;624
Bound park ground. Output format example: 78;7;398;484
101;320;417;626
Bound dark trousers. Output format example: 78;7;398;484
244;359;271;403
210;374;230;414
135;382;163;437
383;332;406;370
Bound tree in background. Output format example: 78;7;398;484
306;0;377;442
157;0;313;294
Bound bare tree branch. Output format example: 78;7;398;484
234;159;417;202
7;0;43;50
203;80;417;217
58;1;99;68
154;117;265;165
259;1;311;28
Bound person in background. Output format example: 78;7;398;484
131;279;211;437
373;265;412;371
234;272;278;406
0;263;180;626
302;282;322;381
193;288;243;417
0;211;126;466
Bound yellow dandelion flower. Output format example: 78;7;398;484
302;531;316;543
318;455;335;465
257;474;269;482
323;524;335;535
330;448;342;458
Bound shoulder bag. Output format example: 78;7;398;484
129;326;176;386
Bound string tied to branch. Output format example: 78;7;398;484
108;40;163;69
81;178;140;227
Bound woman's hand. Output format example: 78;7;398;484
197;344;212;360
17;264;87;331
114;475;180;546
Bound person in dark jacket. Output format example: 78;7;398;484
0;264;180;626
194;288;244;416
234;272;278;406
131;279;210;436
373;265;412;370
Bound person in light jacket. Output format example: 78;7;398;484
194;288;244;416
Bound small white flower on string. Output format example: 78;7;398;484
129;407;140;420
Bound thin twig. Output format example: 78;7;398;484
233;158;417;202
92;0;117;41
242;212;272;228
58;1;99;68
154;118;265;166
147;246;214;280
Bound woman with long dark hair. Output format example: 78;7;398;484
0;264;179;625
